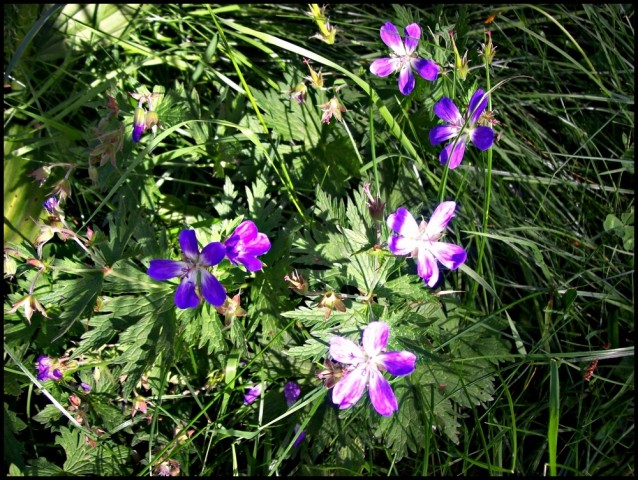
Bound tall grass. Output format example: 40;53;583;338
4;3;634;476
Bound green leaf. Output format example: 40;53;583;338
603;213;623;232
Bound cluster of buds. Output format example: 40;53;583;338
308;4;337;44
130;91;161;143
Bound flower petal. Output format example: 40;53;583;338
470;126;494;151
370;57;399;77
379;22;405;55
398;66;415;95
147;259;187;280
243;233;271;256
412;58;439;81
231;220;257;243
362;321;389;356
429;242;467;270
417;248;440;287
429;125;460;146
433;97;462;124
174;277;200;309
368;367;398;416
200;270;226;306
440;138;467;170
200;241;225;267
179;230;200;259
330;336;365;365
403;23;421;55
468;89;488;124
331;365;368;409
388;235;418;256
377;351;417;376
387;207;420;238
425;201;457;237
235;254;264;272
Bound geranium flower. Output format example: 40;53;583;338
370;22;439;95
429;89;494;169
36;355;63;381
283;381;306;447
387;203;467;287
329;321;416;416
244;383;262;405
147;229;226;309
223;221;271;272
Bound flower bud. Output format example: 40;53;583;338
132;107;146;143
145;110;159;134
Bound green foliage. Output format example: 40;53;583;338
3;3;634;477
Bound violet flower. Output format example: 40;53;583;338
370;22;439;95
429;88;494;169
284;381;305;447
284;381;301;407
387;203;467;287
43;196;59;214
329;321;416;416
36;355;63;382
132;106;146;143
223;221;271;272
244;383;262;405
147;229;226;309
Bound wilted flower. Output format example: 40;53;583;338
223;220;271;272
284;270;309;295
29;166;52;186
244;383;262;405
370;22;439;95
50;178;72;203
317;358;344;389
320;97;347;124
329;321;416;416
363;183;385;221
386;203;467;287
215;292;247;328
132;394;148;417
147;229;227;309
8;295;49;323
429;88;495;169
318;291;346;319
288;83;308;104
35;355;63;381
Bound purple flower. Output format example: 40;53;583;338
36;355;63;382
147;229;226;309
429;89;495;169
223;221;271;272
43;196;59;214
329;321;416;416
132;106;146;143
244;383;262;405
387;203;467;287
284;381;301;407
80;382;92;392
292;424;306;447
370;22;439;95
